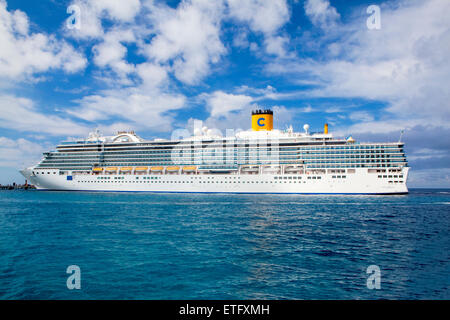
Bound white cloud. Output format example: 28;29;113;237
227;0;290;56
66;0;141;39
143;0;226;84
0;0;86;80
300;105;314;113
66;0;292;86
203;91;253;117
235;85;289;101
56;0;293;134
407;168;450;188
93;0;141;22
304;0;340;29
92;28;135;76
269;0;450;127
66;1;103;38
0;137;45;168
11;8;28;34
264;35;289;57
67;44;185;133
0;94;89;135
349;111;374;122
226;0;289;35
263;0;450;188
68;88;186;132
136;62;169;90
191;86;293;132
324;106;342;113
232;29;249;48
200;104;292;133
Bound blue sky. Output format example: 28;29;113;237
0;0;449;187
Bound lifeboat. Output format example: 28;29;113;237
150;166;164;172
241;165;259;172
92;167;103;172
182;166;197;172
284;165;303;173
262;165;281;173
120;167;132;172
166;166;180;172
135;167;148;172
105;167;118;172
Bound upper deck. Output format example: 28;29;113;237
35;110;408;171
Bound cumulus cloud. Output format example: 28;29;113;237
136;62;169;90
226;0;289;35
0;0;294;140
263;0;450;186
200;85;295;120
64;0;143;83
62;0;231;131
53;0;294;138
0;95;89;136
203;91;253;117
0;0;86;80
349;111;375;122
227;0;290;56
200;104;292;133
142;0;226;84
185;85;293;133
0;136;45;168
65;0;292;93
92;0;141;22
269;0;450;125
264;35;289;57
65;0;141;39
304;0;340;29
67;88;186;132
92;28;136;76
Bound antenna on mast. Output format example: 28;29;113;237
398;129;405;143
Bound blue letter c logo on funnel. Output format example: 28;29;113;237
257;117;265;127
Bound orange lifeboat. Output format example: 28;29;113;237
135;167;148;172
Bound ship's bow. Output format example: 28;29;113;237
20;167;33;180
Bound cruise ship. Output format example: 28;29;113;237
20;110;409;194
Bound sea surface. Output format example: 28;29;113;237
0;189;448;300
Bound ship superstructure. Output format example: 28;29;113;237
20;110;409;194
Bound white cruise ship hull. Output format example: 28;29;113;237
21;168;409;195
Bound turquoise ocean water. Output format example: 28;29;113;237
0;189;448;299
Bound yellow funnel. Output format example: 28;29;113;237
324;123;329;134
252;109;273;131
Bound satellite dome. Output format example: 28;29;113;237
303;124;310;133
